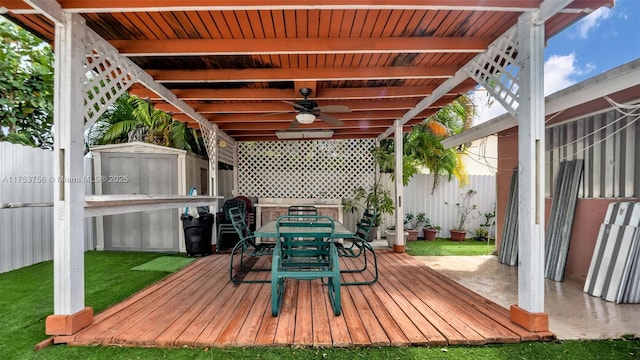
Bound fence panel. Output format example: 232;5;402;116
0;143;94;273
381;173;496;238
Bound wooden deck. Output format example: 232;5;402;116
61;250;554;348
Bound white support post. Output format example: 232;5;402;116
512;10;548;331
232;145;239;197
46;12;93;335
393;120;405;252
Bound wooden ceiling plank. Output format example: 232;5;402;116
339;9;356;37
184;11;212;39
359;9;379;38
317;9;332;38
210;11;233;38
350;9;368;37
307;9;320;38
221;10;244;38
296;9;308;38
144;12;174;38
198;11;223;39
328;10;342;38
245;11;266;39
258;10;275;38
283;9;297;37
271;9;286;38
234;10;255;38
381;10;404;37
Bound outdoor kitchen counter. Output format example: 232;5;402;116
254;198;344;228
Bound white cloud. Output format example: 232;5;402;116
471;53;592;124
575;7;612;39
544;53;580;94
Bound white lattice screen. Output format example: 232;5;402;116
464;27;520;117
238;139;376;199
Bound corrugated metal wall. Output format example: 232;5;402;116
546;105;639;198
0;143;94;273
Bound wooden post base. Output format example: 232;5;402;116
392;244;405;253
510;305;549;332
45;307;94;335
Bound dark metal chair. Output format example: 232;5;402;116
216;198;246;252
228;207;275;284
334;208;379;285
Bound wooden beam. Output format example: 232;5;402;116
217;120;396;131
153;99;427;113
49;0;610;13
204;110;431;122
130;85;440;100
109;37;491;56
146;66;457;83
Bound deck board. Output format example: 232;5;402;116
65;250;554;348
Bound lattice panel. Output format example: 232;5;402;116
83;30;141;125
464;27;520;117
238;139;376;199
197;120;218;161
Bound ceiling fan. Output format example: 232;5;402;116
282;88;351;128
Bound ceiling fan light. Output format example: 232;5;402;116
295;112;316;124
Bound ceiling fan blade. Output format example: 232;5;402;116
316;105;351;113
289;119;301;129
316;113;344;126
257;110;295;117
282;100;307;112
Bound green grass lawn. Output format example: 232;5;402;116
0;251;637;360
406;237;496;256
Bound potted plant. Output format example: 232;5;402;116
343;180;394;242
404;212;427;240
473;209;495;241
384;224;408;248
423;220;441;241
445;189;480;241
472;227;489;241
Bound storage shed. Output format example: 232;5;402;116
90;142;210;253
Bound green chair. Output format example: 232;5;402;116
271;215;341;316
228;207;275;284
334;208;379;285
287;205;318;216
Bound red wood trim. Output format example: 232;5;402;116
510;305;549;332
45;307;94;335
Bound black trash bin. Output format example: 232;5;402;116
181;212;214;256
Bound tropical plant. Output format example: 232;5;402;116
404;212;427;229
0;17;54;149
343;180;394;228
375;95;476;193
85;94;206;156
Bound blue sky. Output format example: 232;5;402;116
473;0;640;123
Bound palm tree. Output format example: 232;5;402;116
376;95;476;193
407;94;476;192
85;94;205;156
